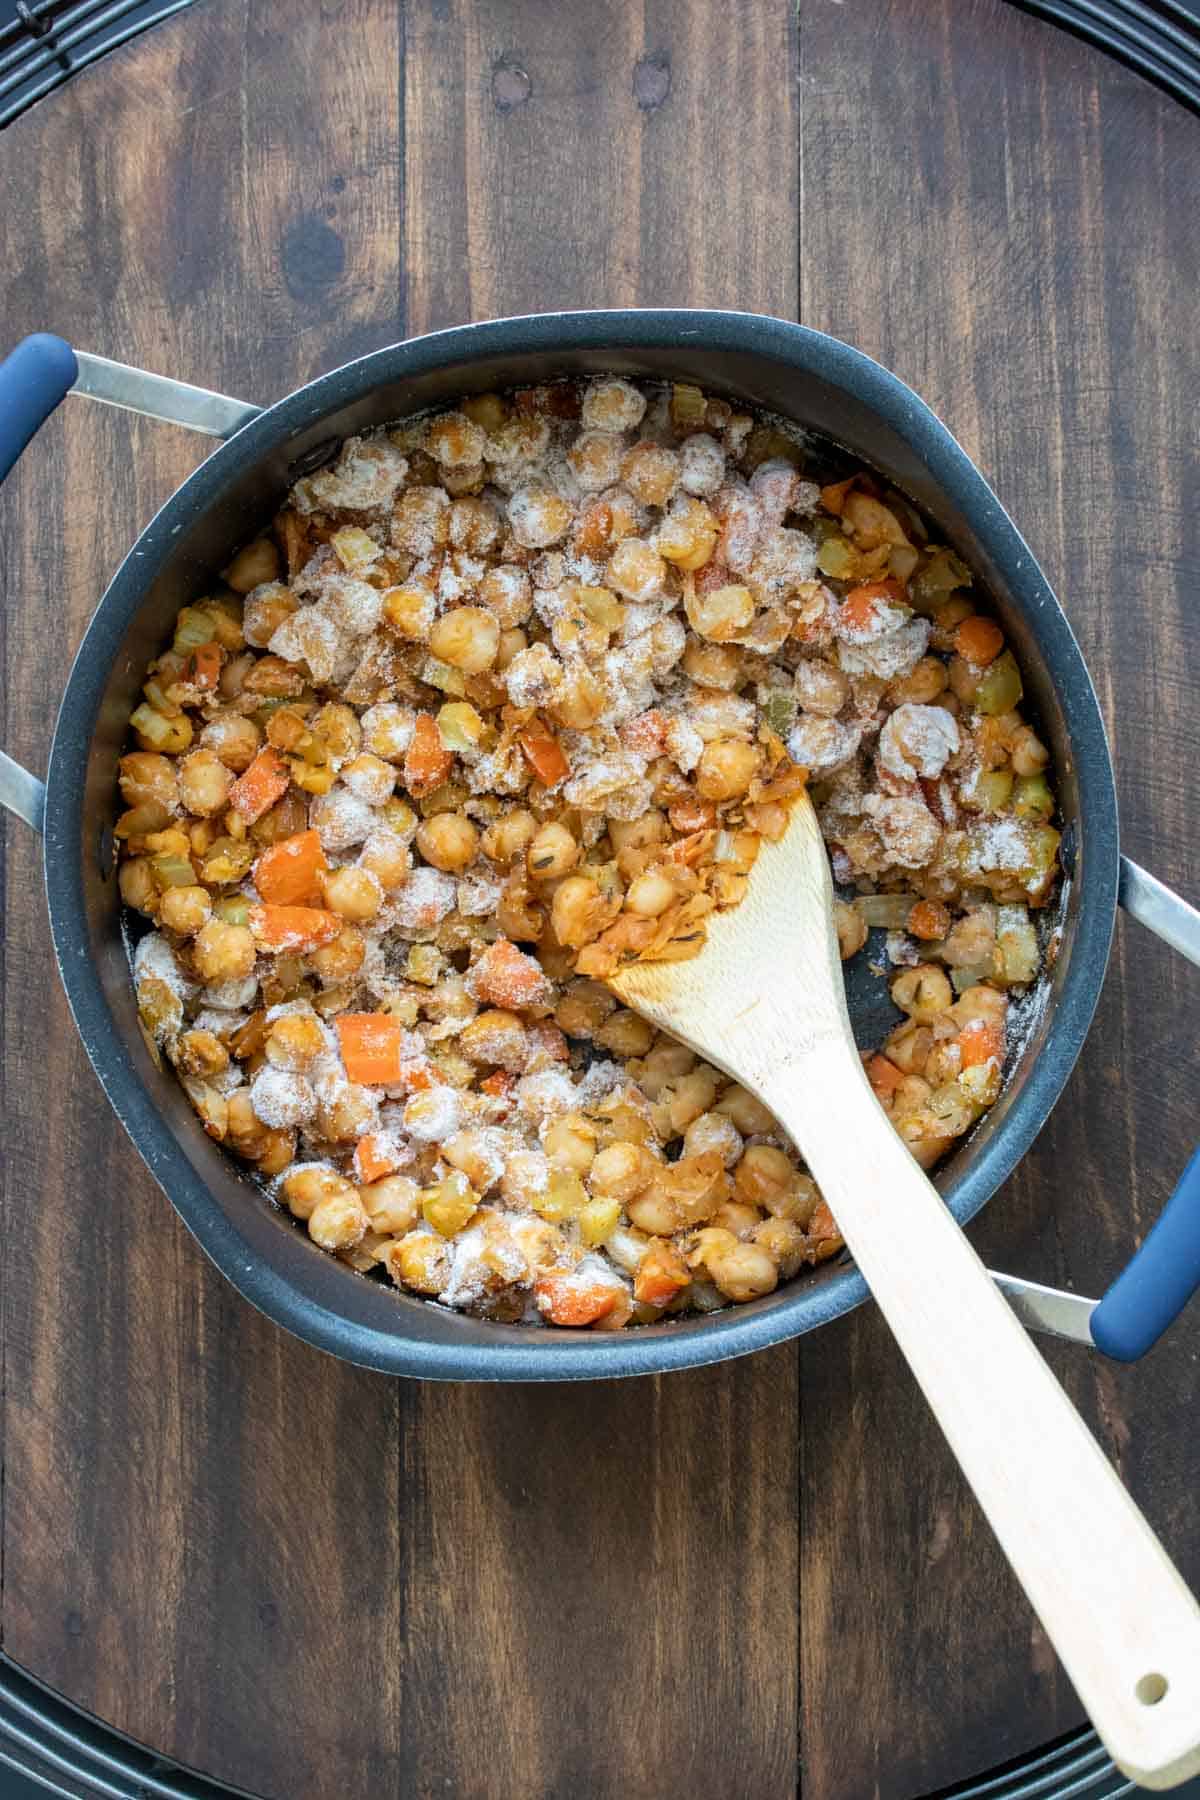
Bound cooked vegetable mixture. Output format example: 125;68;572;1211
117;377;1060;1329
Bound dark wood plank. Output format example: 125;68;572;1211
0;2;802;1798
0;6;411;1798
797;2;1200;1794
401;4;800;1795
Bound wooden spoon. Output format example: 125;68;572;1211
609;791;1200;1792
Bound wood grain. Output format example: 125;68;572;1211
798;2;1200;1794
0;0;1196;1795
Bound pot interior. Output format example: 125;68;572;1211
46;314;1119;1376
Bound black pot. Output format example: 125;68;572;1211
2;309;1197;1380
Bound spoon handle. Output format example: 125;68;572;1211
765;1046;1200;1792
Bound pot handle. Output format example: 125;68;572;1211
1084;860;1200;1361
0;333;260;834
0;334;77;831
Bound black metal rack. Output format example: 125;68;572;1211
0;0;1198;1795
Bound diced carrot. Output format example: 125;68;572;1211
480;1070;516;1101
518;726;570;788
534;1274;618;1327
807;1199;844;1261
839;577;904;634
633;1243;690;1307
471;938;553;1010
908;898;951;941
398;1058;435;1092
867;1054;905;1100
184;642;224;690
403;713;454;798
667;796;717;833
620;709;667;757
229;747;291;824
335;1014;408;1086
254;829;328;906
954;615;1005;668
353;1132;402;1185
957;1017;1004;1069
819;476;858;516
248;903;342;954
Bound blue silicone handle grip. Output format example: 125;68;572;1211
1091;1146;1200;1360
0;333;78;486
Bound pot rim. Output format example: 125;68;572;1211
42;308;1120;1380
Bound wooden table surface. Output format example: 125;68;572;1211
0;2;1197;1796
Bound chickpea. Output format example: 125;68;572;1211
638;1039;696;1099
508;488;573;549
951;984;1007;1029
308;1189;369;1252
712;1072;780;1130
440;1131;501;1193
834;900;868;961
884;1020;934;1077
257;1129;297;1177
891;964;954;1023
242;586;297;647
225;1090;268;1158
201;715;261;773
226;538;281;594
282;1165;356;1222
416;812;480;874
310;925;365;985
119;857;158;915
427;410;486;468
449;494;501;553
594;1008;655;1057
1010;725;1049;777
193;918;255;983
706;1239;779;1302
696;738;760;802
479;566;533;628
621;441;681;507
429;604;500;676
318;1083;377;1144
581;378;646;433
361;1175;422;1236
265;1012;326;1069
496;627;529;673
119;752;179;811
359;830;412;891
384;1231;450;1295
607;538;666;602
682;1110;743;1169
681;639;744;690
890;656;948;707
320;865;382;922
567;430;623;492
663;1067;720;1136
733;1144;794;1208
459;1008;529;1071
685;582;755;643
542;1112;597;1176
710;1200;764;1240
341;753;396;806
551;875;608;950
527;820;578;881
480;809;536;865
627;1188;681;1236
608;810;667;856
160;884;213;937
587;1142;652;1203
382;583;437;641
307;703;358;764
175;1028;230;1078
553;980;616;1039
178;749;232;819
625;870;676;918
753;1217;807;1278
